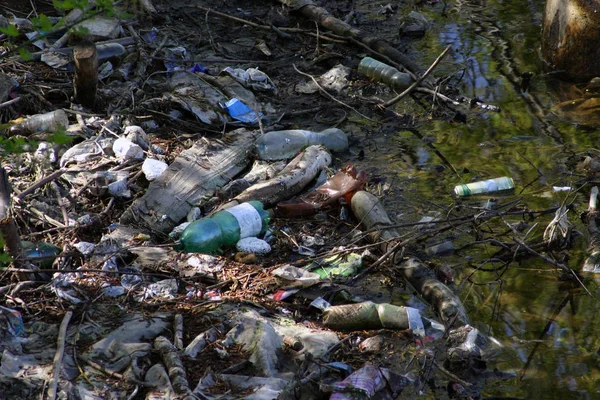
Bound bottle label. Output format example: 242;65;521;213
226;203;262;238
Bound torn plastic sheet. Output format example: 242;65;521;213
195;373;290;400
222;67;276;91
0;306;24;338
329;364;412;400
83;312;171;373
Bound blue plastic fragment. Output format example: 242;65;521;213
188;64;209;74
223;98;263;123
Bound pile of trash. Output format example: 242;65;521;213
2;0;580;398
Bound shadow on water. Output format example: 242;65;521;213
352;0;600;398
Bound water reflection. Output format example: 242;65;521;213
351;0;600;397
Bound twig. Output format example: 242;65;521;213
154;336;195;399
0;97;20;109
174;314;184;351
350;237;410;283
501;218;594;297
47;311;72;400
516;150;543;177
382;45;451;108
432;360;473;387
292;64;375;122
15;168;67;201
415;87;460;106
189;6;344;43
50;181;70;226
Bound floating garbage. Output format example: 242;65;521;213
453;177;515;196
358;57;413;90
307;252;364;279
276;164;366;217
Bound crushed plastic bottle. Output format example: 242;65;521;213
255;128;348;160
358;57;413;90
178;201;270;254
276;164;367;217
454;177;515;196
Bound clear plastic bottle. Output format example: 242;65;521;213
454;177;514;196
358;57;413;90
9;110;69;135
178;201;270;254
255;128;348;160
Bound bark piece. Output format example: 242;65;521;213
120;129;258;234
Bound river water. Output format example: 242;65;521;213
349;0;600;398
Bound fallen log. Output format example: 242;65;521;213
278;0;421;76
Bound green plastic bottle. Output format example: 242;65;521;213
179;201;270;254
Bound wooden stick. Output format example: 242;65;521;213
154;336;195;400
47;311;73;400
174;314;184;350
382;45;451;108
73;40;98;109
0;167;26;279
293;64;375;122
15;168;66;201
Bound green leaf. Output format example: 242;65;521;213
2;137;34;154
32;14;55;34
53;0;89;11
47;131;74;146
18;48;32;61
70;26;90;38
0;25;20;38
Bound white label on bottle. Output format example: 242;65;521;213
226;203;262;239
405;307;425;338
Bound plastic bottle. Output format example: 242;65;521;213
255;128;348;160
358;57;413;90
454;177;514;197
178;200;270;254
322;301;424;334
275;164;367;217
9;110;69;135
